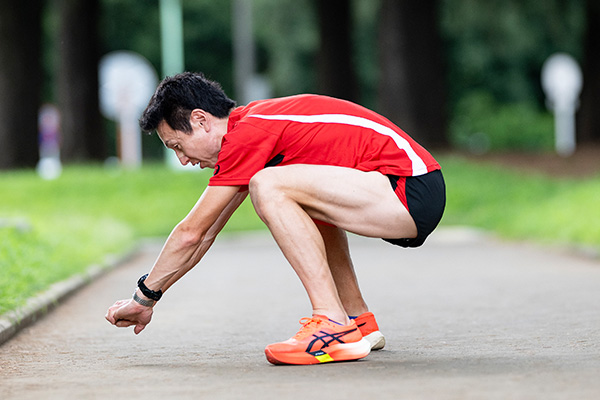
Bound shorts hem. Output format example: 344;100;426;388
383;169;446;248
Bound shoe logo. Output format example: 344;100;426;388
305;327;357;355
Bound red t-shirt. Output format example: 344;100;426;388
209;94;440;187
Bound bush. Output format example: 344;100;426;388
450;91;555;153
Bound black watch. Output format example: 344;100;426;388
137;274;163;301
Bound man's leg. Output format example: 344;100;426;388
250;176;349;324
317;223;386;350
316;223;368;317
249;164;416;324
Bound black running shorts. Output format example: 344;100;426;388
383;169;446;248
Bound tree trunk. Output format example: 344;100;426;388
314;0;358;102
0;0;43;169
57;0;106;162
577;0;600;144
377;0;448;148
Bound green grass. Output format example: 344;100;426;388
441;155;600;246
0;164;263;315
1;157;599;315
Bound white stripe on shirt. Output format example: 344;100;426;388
247;113;428;176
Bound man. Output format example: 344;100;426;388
105;72;445;365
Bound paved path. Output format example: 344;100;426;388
1;228;599;399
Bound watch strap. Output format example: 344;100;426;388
132;291;156;307
137;274;163;301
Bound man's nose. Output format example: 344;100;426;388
176;150;189;165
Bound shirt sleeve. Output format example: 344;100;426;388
209;122;280;186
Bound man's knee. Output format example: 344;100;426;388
249;168;278;197
249;168;285;217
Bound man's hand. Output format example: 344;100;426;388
105;298;154;335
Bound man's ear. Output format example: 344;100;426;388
190;109;209;131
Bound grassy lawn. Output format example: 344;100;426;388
1;156;599;315
441;155;600;246
0;164;262;315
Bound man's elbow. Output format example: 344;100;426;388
174;222;205;248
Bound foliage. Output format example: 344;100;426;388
351;0;381;109
101;0;233;97
73;0;590;109
440;0;586;106
439;0;586;153
181;0;234;95
38;0;589;158
441;155;600;246
100;0;161;79
254;0;318;97
449;91;555;152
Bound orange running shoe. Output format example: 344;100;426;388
354;312;386;350
265;315;371;365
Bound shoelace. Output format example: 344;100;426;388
293;317;325;340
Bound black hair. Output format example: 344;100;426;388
139;72;236;134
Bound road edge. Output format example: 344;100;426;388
0;243;142;346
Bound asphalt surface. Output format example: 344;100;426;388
1;228;599;399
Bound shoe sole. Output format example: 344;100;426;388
265;338;371;365
364;331;385;350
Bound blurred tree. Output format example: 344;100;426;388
314;0;358;102
352;0;380;109
578;0;600;144
101;0;161;71
57;0;106;162
254;0;317;96
440;0;587;152
440;0;585;107
377;0;448;148
0;0;43;169
182;0;233;95
50;0;591;156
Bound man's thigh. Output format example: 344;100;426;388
249;164;417;239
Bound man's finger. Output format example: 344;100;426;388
105;308;117;324
105;299;132;324
115;319;135;328
134;324;147;335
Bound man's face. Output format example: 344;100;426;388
156;117;220;169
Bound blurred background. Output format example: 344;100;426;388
0;0;598;169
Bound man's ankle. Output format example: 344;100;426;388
313;312;350;326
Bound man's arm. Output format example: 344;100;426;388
148;186;248;292
105;185;245;333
